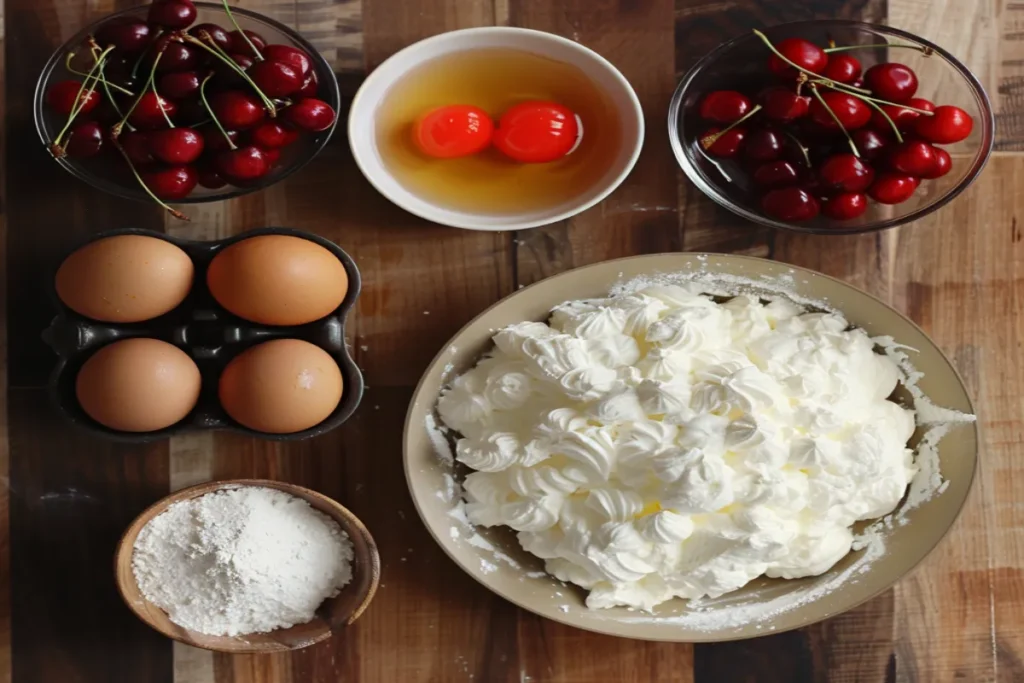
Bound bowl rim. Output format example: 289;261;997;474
402;252;980;641
667;19;996;235
347;26;646;231
114;478;381;653
33;1;341;205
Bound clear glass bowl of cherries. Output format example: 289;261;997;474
669;20;994;234
33;0;341;220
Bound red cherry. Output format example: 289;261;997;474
753;160;801;188
262;45;313;78
822;192;868;220
46;80;100;116
760;87;810;123
769;38;828;77
149;128;205;164
199;126;240;153
762;187;820;221
228;30;268;58
147;0;197;30
210;91;265;129
213;53;255;89
189;23;231;51
155;41;201;73
701;127;746;158
216;145;270;181
250;121;299;148
96;19;152;53
890;140;938;176
699;91;752;123
744;128;785;162
822;54;861;84
915;105;973;144
809;91;871;130
920;147;952;179
248;60;303;97
159;71;201;99
297;70;319;98
197;165;227;189
868;173;918;204
263;147;282;165
129;92;177;128
852;128;892;161
864;63;918;103
141;165;198;199
820;153;875;192
283;97;337;132
65;121;104;158
119;131;155;166
870;97;935;132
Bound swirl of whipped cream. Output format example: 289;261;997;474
552;426;618;483
587;334;641;368
638;510;694;544
645;307;722;353
550;302;628;340
437;374;492;437
660;450;736;513
636;379;691;417
508;464;580;498
493;321;557;358
482;363;534;411
588;389;646;423
637;347;691;381
501;498;562;532
609;294;668;336
455;432;521;472
586;488;644;522
724;295;773;343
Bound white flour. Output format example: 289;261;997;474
132;486;354;637
423;266;977;631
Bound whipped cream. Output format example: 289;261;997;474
437;284;917;611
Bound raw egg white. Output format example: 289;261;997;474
56;235;194;322
76;338;201;432
207;235;348;326
219;339;343;434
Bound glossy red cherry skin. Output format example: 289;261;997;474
147;0;197;30
753;160;801;188
864;63;919;103
189;23;231;50
159;71;201;99
297;71;319;98
700;127;746;158
197;165;227;189
283;98;337;132
46;80;100;116
870;97;935;132
744;128;785;163
868;173;918;204
809;91;871;129
216;145;270;181
250;121;299;148
65;121;104;158
852;128;892;162
155;42;202;73
822;54;861;84
210;91;265;129
228;30;268;58
200;126;240;153
699;90;752;123
141;165;198;200
768;38;828;77
915;105;973;144
762;187;820;221
149;128;206;164
129;93;177;129
760;87;810;123
119;131;156;167
248;60;303;97
890;140;938;176
920;147;953;179
96;19;152;53
822;192;868;220
820;153;875;192
262;45;314;78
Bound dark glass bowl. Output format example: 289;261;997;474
668;20;994;235
33;2;340;204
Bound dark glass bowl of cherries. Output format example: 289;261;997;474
33;0;340;220
669;20;994;234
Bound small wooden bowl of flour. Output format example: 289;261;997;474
115;479;381;653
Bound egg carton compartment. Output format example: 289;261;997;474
43;227;363;443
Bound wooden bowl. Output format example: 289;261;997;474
115;479;380;653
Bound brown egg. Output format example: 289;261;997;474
56;235;194;322
219;339;343;434
207;235;348;326
76;338;201;432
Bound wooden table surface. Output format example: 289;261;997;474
2;0;1022;681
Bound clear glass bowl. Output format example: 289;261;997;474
668;20;994;235
33;2;340;204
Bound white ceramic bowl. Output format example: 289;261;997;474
348;27;644;231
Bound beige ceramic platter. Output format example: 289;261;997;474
403;253;978;641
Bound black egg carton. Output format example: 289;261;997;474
43;227;363;443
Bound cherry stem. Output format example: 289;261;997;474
113;46;167;139
700;104;762;149
781;130;812;168
64;53;134;95
51;46;114;155
220;0;263;60
130;28;163;82
183;33;277;117
111;136;189;221
81;43;136;132
812;79;936;115
151;73;175;129
752;29;872;95
861;98;905;143
808;84;860;157
199;72;237;150
824;43;933;56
